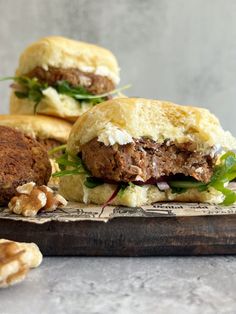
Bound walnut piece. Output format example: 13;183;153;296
9;188;47;217
8;182;67;217
16;182;36;195
39;185;67;212
0;239;42;288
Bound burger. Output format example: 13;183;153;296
58;98;236;207
0;114;72;182
8;36;122;122
0;126;51;205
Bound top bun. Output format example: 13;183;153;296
16;36;120;85
67;98;236;155
0;114;72;143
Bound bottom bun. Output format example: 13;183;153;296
10;92;92;122
59;174;224;207
10;91;127;122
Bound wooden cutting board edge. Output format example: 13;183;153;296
1;214;236;256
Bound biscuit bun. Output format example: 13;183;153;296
16;36;120;84
0;114;72;143
67;98;236;155
10;92;93;122
59;173;224;207
59;98;236;206
10;36;120;121
10;91;126;122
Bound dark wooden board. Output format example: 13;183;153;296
1;215;236;256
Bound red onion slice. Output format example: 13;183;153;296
101;185;121;210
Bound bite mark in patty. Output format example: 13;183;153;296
81;138;215;184
27;66;115;95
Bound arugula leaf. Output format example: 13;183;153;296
53;153;138;195
72;84;131;99
207;151;236;205
48;144;67;156
170;187;187;194
55;80;105;106
14;91;29;99
52;153;88;176
117;183;129;197
2;76;131;110
56;81;90;97
3;76;48;113
84;177;104;188
52;169;86;177
55;80;131;103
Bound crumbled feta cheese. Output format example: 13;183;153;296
42;87;61;102
79;65;120;85
97;123;133;146
95;66;120;85
42;87;83;113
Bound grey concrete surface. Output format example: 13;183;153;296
0;257;236;314
0;0;236;134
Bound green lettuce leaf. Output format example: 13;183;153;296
55;80;106;105
84;177;104;188
48;144;67;156
52;153;88;177
3;76;48;113
207;151;236;205
1;76;131;110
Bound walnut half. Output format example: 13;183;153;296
8;182;67;217
0;239;42;288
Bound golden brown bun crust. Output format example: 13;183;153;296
67;98;236;155
59;174;224;207
10;91;93;122
16;36;120;85
0;114;72;143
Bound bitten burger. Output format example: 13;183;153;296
58;98;236;207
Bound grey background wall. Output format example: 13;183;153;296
0;0;236;134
